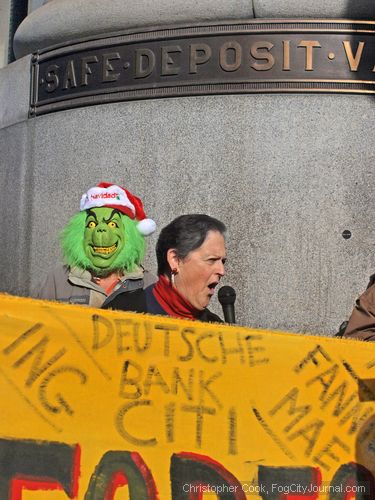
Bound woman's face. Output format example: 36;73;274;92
172;230;226;310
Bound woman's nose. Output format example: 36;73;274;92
216;261;225;276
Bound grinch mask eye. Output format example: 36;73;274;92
87;221;97;229
107;221;118;228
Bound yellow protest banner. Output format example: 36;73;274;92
0;293;374;499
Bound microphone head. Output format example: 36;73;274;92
218;286;236;306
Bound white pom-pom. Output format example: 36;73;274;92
137;218;156;236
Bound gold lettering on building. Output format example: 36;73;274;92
81;56;99;86
189;44;212;74
135;49;156;78
283;40;291;71
219;41;242;72
343;41;365;72
45;64;60;93
298;41;321;71
161;46;182;76
62;60;77;90
250;41;275;71
102;52;120;83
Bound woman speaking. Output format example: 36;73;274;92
103;214;226;322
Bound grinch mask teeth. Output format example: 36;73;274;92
92;243;117;254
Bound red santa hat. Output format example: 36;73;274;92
80;182;156;236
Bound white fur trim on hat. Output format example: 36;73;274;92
137;218;156;236
80;185;135;215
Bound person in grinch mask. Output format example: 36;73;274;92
37;182;156;307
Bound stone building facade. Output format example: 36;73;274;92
1;0;375;334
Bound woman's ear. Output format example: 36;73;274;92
166;248;180;272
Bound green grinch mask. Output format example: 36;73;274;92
61;207;145;276
84;208;125;269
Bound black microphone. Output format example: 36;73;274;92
218;286;236;324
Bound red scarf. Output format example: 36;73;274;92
152;275;200;319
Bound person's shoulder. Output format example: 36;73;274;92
359;283;375;307
53;264;71;278
363;281;375;295
199;309;223;323
102;287;147;312
34;264;70;298
125;266;156;287
43;264;70;277
142;269;157;287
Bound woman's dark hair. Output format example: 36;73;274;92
156;214;226;276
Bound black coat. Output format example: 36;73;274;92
102;285;222;323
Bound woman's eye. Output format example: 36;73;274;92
87;221;96;228
108;221;117;228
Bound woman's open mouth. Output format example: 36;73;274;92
207;282;219;295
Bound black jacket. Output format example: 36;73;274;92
102;285;222;323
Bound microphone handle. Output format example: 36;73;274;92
222;304;236;324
